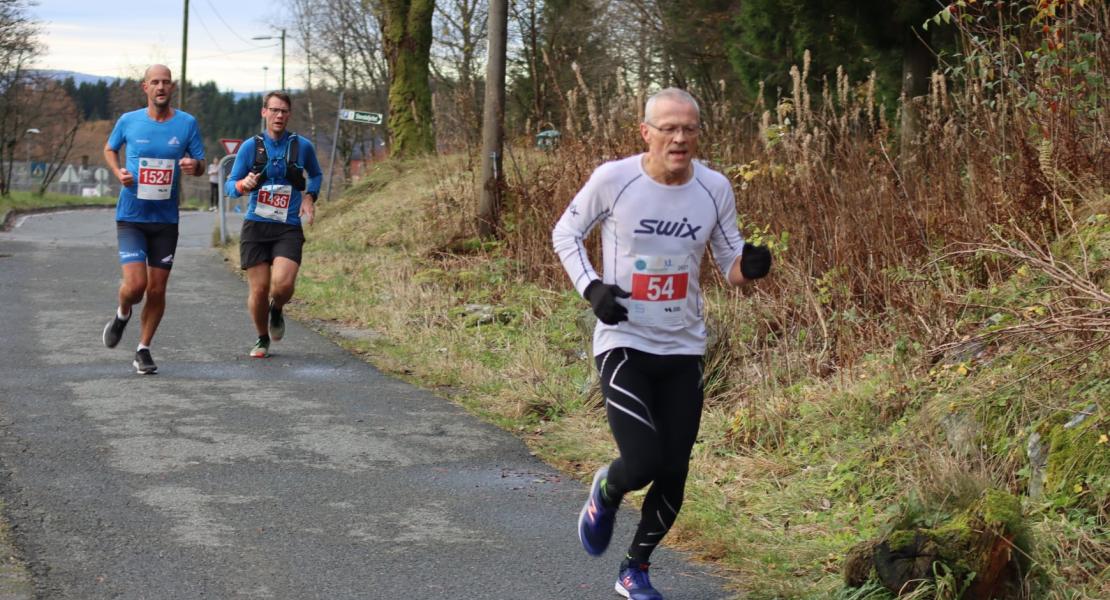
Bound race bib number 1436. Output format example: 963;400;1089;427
254;184;293;222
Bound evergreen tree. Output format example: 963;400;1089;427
727;0;943;104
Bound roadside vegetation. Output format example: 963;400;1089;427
217;2;1106;598
0;190;115;227
0;191;221;229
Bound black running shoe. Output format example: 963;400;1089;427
269;301;285;342
133;349;157;374
102;313;129;348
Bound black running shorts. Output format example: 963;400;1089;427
116;221;180;270
239;220;305;270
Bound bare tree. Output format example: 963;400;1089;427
287;0;392;182
108;79;144;116
0;0;42;196
508;0;544;129
432;0;488;148
26;80;83;196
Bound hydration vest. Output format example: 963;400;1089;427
250;133;306;191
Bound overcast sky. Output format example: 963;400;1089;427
34;0;304;93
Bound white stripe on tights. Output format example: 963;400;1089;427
607;349;655;430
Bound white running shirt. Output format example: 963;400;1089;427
552;154;745;357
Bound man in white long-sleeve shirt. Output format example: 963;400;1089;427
552;88;771;600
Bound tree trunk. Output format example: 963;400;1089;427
477;0;507;239
380;0;436;158
899;26;933;152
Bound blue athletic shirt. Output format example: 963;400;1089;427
225;132;323;227
107;108;205;224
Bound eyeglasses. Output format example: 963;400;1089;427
265;107;290;115
645;122;700;137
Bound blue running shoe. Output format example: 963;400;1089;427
615;559;663;600
577;466;617;556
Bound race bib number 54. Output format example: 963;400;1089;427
255;184;292;222
137;157;175;200
629;255;690;328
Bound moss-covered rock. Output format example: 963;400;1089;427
843;540;877;587
842;489;1029;598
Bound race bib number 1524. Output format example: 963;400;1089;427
137;157;175;200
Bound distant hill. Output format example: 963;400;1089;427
32;69;118;86
34;69;258;100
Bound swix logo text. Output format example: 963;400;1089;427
634;218;700;240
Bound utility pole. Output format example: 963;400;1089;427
326;90;344;202
180;0;189;110
252;29;286;91
325;59;348;203
305;28;317;142
477;0;507;239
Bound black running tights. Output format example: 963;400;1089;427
595;347;704;563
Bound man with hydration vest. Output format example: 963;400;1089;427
226;90;323;358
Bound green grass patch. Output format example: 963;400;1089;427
0;190;116;225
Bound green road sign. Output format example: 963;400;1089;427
338;109;383;125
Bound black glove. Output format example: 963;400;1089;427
740;242;771;279
584;279;631;325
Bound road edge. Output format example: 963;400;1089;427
0;500;32;600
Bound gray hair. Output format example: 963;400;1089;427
644;88;700;123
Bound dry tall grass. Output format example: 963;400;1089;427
397;2;1107;596
484;1;1107;381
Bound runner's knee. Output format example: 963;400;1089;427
249;280;270;298
120;285;145;304
656;462;690;490
271;280;294;300
620;449;664;490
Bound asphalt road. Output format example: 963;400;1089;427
0;209;730;599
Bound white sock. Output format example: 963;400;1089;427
117;307;131;320
137;344;150;352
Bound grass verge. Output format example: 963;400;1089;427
230;157;1107;599
0;191;116;229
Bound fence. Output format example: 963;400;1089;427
6;160;216;204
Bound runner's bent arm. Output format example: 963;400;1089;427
104;120;133;187
103;144;132;186
302;139;324;198
180;158;206;177
708;184;747;286
298;142;323;223
552;167;611;297
225;139;255;198
182;120;206;176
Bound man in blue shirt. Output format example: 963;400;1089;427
101;64;206;374
226;91;323;358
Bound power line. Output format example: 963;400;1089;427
203;0;258;45
192;43;278;62
192;7;227;53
